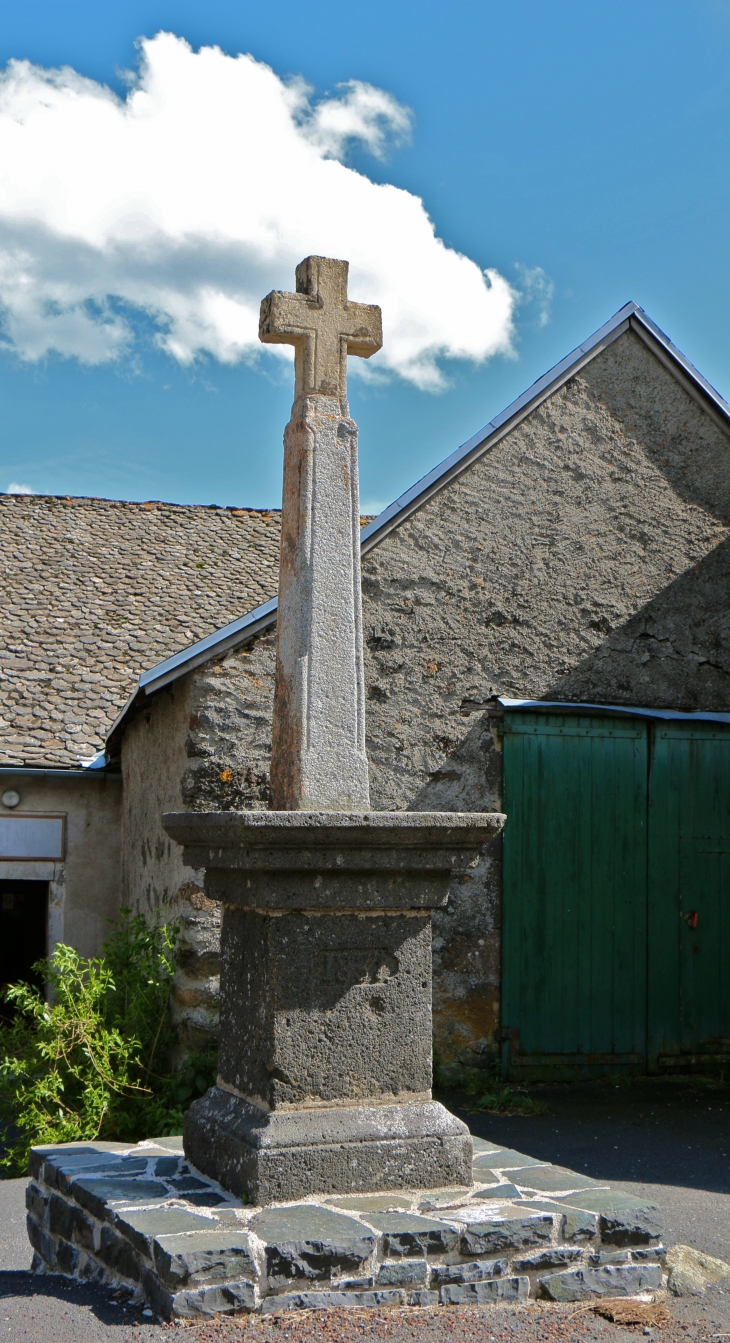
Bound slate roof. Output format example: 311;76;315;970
0;496;281;768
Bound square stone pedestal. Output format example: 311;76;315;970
184;1090;472;1208
162;811;504;1204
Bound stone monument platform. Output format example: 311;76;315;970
26;1132;665;1320
162;810;504;1205
24;254;666;1324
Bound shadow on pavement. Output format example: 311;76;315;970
0;1267;141;1328
439;1076;730;1192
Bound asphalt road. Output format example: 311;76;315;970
451;1076;730;1263
0;1077;727;1342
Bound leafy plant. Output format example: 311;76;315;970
470;1084;547;1116
433;1042;547;1115
0;911;216;1176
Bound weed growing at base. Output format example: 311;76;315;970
433;1046;547;1116
0;911;216;1176
470;1083;547;1116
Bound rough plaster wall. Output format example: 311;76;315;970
121;680;192;915
358;329;730;1064
120;632;278;1057
121;679;221;1056
137;330;730;1067
0;774;121;959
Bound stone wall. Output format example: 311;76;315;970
121;328;730;1067
26;1135;665;1320
358;328;730;1064
122;679;193;917
120;639;278;1058
121;678;215;1057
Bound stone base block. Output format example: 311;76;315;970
183;1087;472;1205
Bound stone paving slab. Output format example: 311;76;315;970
25;1131;665;1320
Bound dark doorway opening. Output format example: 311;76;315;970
0;880;48;1020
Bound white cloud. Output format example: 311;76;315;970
360;496;389;517
6;482;34;493
303;79;413;161
0;33;516;389
514;264;555;329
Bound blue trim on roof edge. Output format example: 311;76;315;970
120;302;730;716
138;597;278;690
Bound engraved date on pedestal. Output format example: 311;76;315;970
320;949;399;985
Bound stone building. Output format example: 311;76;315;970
0;497;278;991
3;301;729;1075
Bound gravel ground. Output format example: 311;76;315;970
1;1283;727;1343
0;1077;727;1343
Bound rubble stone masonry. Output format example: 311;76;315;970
121;330;730;1065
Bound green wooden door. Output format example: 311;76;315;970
502;713;648;1080
648;723;730;1071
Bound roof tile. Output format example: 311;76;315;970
0;495;281;767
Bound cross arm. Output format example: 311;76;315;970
259;290;315;348
259;257;383;399
342;302;382;359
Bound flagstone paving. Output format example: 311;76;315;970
25;1131;665;1320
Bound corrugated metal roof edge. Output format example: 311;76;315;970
106;300;730;748
498;697;730;724
103;599;279;759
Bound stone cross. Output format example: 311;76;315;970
163;258;504;1206
260;255;382;401
259;257;382;811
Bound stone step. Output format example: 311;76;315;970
26;1132;664;1321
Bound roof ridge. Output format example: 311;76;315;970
0;493;282;514
112;299;730;733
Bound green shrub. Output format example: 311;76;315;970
470;1084;547;1116
0;911;217;1176
432;1042;547;1115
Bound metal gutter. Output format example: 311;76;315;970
139;597;278;697
0;766;122;779
498;697;730;724
107;300;730;737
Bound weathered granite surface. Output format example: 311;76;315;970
259;256;382;811
163;810;503;1203
27;1134;665;1320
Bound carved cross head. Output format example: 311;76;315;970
259;256;382;401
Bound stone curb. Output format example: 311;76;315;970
26;1134;665;1320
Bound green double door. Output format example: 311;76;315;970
501;712;730;1079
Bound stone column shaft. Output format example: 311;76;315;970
270;394;369;812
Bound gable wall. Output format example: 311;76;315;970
124;329;730;1067
359;329;730;1064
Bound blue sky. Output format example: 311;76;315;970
1;0;729;513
